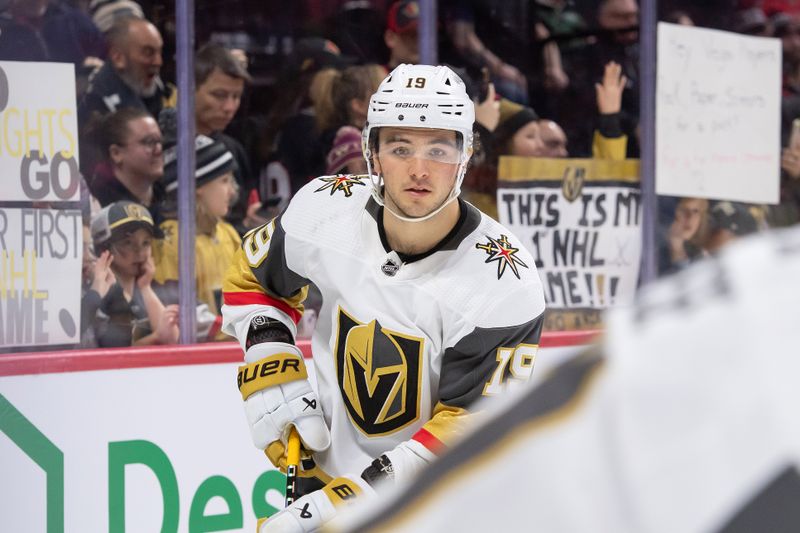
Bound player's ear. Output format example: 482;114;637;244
371;154;382;174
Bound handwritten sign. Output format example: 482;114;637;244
0;61;80;202
656;23;781;204
0;208;83;348
498;157;641;330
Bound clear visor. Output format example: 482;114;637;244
375;136;462;166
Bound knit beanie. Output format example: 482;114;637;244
492;98;539;149
326;126;363;175
162;135;235;193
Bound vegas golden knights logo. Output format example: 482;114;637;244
334;307;423;436
561;165;586;203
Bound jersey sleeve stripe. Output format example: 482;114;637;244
222;291;302;325
412;427;446;454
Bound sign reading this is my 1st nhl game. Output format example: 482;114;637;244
498;157;641;331
0;61;82;348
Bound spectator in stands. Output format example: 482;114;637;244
705;201;760;254
88;0;144;34
773;12;800;67
193;42;255;233
538;119;569;158
85;107;166;223
258;38;354;198
0;0;105;65
154;135;241;318
314;64;386;162
441;0;530;104
731;7;771;36
658;197;710;275
80;222;114;348
88;201;178;347
79;16;173;125
384;0;420;69
326;126;367;175
462;61;628;219
555;0;640;157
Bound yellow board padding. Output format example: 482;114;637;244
237;353;308;400
498;156;640;183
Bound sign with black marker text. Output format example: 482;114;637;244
498;157;641;330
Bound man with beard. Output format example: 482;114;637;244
79;16;174;126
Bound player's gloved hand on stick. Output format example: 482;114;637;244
238;341;330;462
258;475;374;533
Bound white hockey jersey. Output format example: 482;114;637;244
222;175;546;477
334;226;800;533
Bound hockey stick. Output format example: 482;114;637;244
285;427;301;507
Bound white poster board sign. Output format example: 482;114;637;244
0;61;80;203
656;22;781;204
0;208;82;348
498;157;641;331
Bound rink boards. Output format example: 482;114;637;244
0;333;594;532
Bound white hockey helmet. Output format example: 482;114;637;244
363;64;475;222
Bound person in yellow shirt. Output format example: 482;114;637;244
153;135;241;321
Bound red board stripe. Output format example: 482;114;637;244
0;331;598;377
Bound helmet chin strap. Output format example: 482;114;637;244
366;155;466;224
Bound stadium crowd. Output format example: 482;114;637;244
1;0;798;350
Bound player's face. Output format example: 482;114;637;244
110;228;153;280
197;171;237;219
195;68;244;135
375;127;460;219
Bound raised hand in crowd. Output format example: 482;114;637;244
474;82;500;131
155;304;180;345
781;120;800;180
536;23;570;92
90;250;116;298
780;148;800;180
595;61;627;115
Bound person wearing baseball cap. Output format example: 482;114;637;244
87;201;178;347
153;135;241;320
385;0;420;68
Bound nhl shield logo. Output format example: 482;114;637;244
334;307;423;436
561;165;586;203
381;258;400;276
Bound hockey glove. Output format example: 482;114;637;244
238;342;330;460
360;440;437;487
257;475;374;533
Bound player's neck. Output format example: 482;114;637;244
383;200;461;256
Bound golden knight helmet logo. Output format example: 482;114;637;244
561;165;586;203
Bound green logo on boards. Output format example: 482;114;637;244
0;393;64;532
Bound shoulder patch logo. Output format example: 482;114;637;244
315;175;368;197
333;307;423;436
476;234;529;280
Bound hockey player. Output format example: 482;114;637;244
334;226;800;533
221;64;545;532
